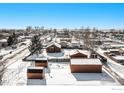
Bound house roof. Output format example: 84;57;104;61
71;58;102;65
46;42;61;48
0;39;7;43
113;56;124;60
71;40;79;44
110;44;124;48
70;49;88;56
27;66;44;70
26;54;47;61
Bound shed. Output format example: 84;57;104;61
70;59;102;73
35;57;48;67
26;55;48;68
27;67;45;79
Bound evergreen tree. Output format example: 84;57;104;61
7;36;13;46
7;32;18;46
28;34;43;55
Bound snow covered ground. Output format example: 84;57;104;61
1;45;121;86
97;47;124;79
3;61;120;86
0;48;13;56
0;39;30;61
2;48;30;85
45;62;120;86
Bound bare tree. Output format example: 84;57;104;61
80;27;100;52
90;27;98;51
74;30;80;41
82;27;91;49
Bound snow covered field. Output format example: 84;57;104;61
3;61;120;86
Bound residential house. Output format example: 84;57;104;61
46;42;61;53
70;49;88;59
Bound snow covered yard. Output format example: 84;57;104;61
1;54;121;86
1;47;121;86
1;48;30;86
26;62;120;86
97;47;124;82
2;60;30;86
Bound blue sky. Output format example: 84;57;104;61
0;3;124;29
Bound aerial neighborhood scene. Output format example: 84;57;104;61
0;3;124;86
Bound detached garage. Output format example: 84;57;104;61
35;57;48;68
27;67;45;79
70;59;102;73
26;55;48;68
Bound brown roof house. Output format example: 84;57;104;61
70;58;102;73
46;42;61;53
70;49;88;59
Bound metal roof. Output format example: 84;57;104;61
26;54;47;61
27;66;44;70
71;58;102;65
